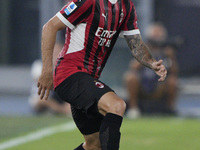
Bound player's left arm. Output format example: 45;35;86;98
125;34;167;81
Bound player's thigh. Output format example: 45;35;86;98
55;72;114;112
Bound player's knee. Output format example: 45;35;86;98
105;99;126;116
98;92;126;116
113;99;126;115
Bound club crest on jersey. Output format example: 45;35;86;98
64;2;77;15
94;80;104;89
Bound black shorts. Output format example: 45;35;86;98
55;72;114;135
49;91;65;104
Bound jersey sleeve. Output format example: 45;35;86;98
56;0;93;30
119;1;140;37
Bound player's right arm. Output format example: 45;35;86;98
118;0;166;82
125;34;155;69
125;34;167;82
37;16;66;100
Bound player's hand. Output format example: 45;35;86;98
151;60;167;82
37;71;53;100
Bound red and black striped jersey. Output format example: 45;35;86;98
53;0;140;88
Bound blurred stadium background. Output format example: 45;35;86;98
0;0;200;149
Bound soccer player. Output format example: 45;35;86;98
37;0;167;149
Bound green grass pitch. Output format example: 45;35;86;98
0;115;200;150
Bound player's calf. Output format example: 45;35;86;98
83;132;101;150
98;92;125;150
100;113;123;150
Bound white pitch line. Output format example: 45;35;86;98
0;121;76;150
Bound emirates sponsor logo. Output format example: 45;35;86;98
95;27;116;47
95;27;116;38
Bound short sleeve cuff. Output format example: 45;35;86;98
119;29;140;38
56;12;75;30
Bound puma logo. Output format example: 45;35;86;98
102;13;107;20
